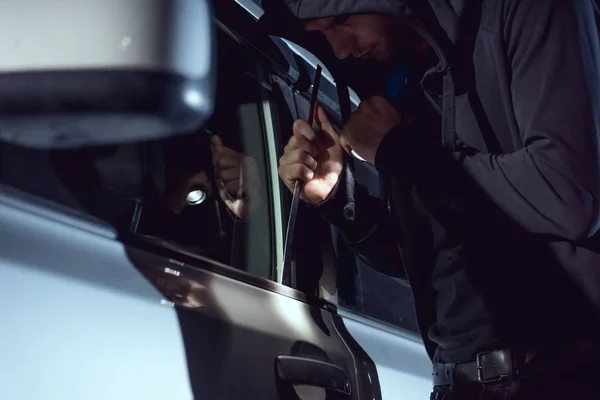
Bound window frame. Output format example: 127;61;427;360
257;95;286;283
213;12;293;284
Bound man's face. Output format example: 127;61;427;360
304;14;406;62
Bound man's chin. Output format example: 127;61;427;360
369;45;396;62
372;50;393;62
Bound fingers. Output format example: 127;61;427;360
292;103;334;140
278;144;316;187
291;103;340;148
220;179;241;197
211;134;241;166
293;119;319;142
339;135;353;156
212;145;239;157
218;166;243;182
280;132;319;187
215;154;242;170
278;163;314;185
284;134;322;159
280;148;318;170
315;103;333;132
278;104;342;193
211;135;224;148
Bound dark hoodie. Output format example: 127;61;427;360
260;0;600;363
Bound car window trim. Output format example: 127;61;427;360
213;29;285;284
215;17;296;88
259;95;285;284
118;231;337;311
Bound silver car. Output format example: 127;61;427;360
0;0;430;399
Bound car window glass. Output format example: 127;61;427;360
0;21;292;283
329;157;419;332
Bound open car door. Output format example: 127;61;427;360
0;1;381;399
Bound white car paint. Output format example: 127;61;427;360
340;311;432;400
0;189;194;400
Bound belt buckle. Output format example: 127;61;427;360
476;350;510;384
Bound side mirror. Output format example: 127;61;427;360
0;0;216;148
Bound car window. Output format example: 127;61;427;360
0;19;293;283
330;159;419;333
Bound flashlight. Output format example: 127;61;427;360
186;188;207;206
384;66;408;108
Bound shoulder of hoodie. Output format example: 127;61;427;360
474;0;517;35
476;0;576;35
437;0;510;36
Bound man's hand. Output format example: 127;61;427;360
278;104;344;205
211;135;261;220
341;96;402;164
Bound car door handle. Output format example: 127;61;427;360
276;355;351;396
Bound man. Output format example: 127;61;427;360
271;0;600;398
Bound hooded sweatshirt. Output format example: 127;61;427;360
260;0;600;363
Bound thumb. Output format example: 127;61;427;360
315;103;340;145
211;134;224;148
339;135;352;156
315;103;334;133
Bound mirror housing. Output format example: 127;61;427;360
0;0;216;148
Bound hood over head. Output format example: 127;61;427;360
258;0;475;73
258;0;479;149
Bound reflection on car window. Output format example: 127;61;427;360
336;160;419;333
0;24;281;281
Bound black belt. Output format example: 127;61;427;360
432;348;534;386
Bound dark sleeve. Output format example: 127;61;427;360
313;161;406;278
376;0;600;241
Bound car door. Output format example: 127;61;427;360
0;3;377;400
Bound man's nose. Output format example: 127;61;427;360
334;45;351;59
325;32;355;60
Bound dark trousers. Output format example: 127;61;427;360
431;339;600;400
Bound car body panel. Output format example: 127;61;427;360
339;311;432;400
0;187;194;400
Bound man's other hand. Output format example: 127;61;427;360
341;96;402;164
278;104;344;205
211;135;261;220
